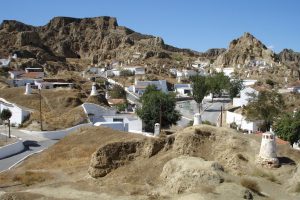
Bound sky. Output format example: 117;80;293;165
0;0;299;53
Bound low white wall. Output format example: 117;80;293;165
94;122;125;131
21;123;93;140
226;110;260;132
233;97;248;107
0;138;24;159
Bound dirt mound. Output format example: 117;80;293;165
160;156;224;193
86;94;109;107
88;141;143;178
88;136;174;178
174;126;216;156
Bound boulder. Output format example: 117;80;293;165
160;156;224;193
88;136;173;178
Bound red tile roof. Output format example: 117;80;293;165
20;72;44;79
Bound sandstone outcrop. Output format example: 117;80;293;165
214;32;278;67
160;156;224;193
0;16;198;69
88;136;173;178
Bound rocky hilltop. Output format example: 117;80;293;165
214;32;278;67
0;16;198;68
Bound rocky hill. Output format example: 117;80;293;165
214;32;278;67
0;16;199;70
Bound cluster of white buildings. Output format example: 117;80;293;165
128;79;168;96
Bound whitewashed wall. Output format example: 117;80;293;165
21;123;93;140
102;115;142;132
0;98;30;126
226;110;260;132
94;122;125;131
233;87;258;107
0;138;24;159
82;103;116;123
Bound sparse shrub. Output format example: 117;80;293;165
237;153;248;162
13;171;50;186
120;69;135;77
230;122;238;129
200;185;215;193
240;178;261;194
202;120;215;126
294;182;300;193
266;79;276;87
252;168;279;183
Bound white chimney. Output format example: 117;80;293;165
24;83;32;95
193;113;202;126
90;83;99;96
154;123;160;136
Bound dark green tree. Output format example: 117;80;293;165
228;79;244;99
206;72;230;102
190;75;208;112
136;86;181;132
0;109;12;138
108;84;127;99
274;111;300;145
243;90;285;131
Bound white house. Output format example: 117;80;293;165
132;52;141;59
226;108;263;133
174;84;193;97
129;80;168;95
176;69;198;78
242;79;258;86
192;61;209;69
81;103;143;133
0;98;31;126
215;67;235;78
233;87;258;107
123;66;145;75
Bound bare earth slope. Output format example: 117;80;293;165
1;125;300;199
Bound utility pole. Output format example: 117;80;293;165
159;102;162;133
39;88;43;131
220;106;223;127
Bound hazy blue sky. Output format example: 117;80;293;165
0;0;299;52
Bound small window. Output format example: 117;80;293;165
113;118;123;122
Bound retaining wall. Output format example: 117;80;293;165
0;137;24;159
21;123;93;140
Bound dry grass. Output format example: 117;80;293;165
237;153;248;162
252;168;279;183
200;185;216;194
13;171;52;186
294;182;300;193
0;87;88;130
19;126;144;170
240;178;261;194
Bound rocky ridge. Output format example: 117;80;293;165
0;16;198;69
214;32;278;67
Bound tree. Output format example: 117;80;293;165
0;109;12;138
120;69;135;77
274;111;300;145
136;86;181;132
108;85;127;99
243;90;285;131
190;75;208;112
228;79;244;99
206;72;230;102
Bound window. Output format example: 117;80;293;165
113;118;123;122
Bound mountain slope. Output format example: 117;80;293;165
214;32;278;67
0;16;198;67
